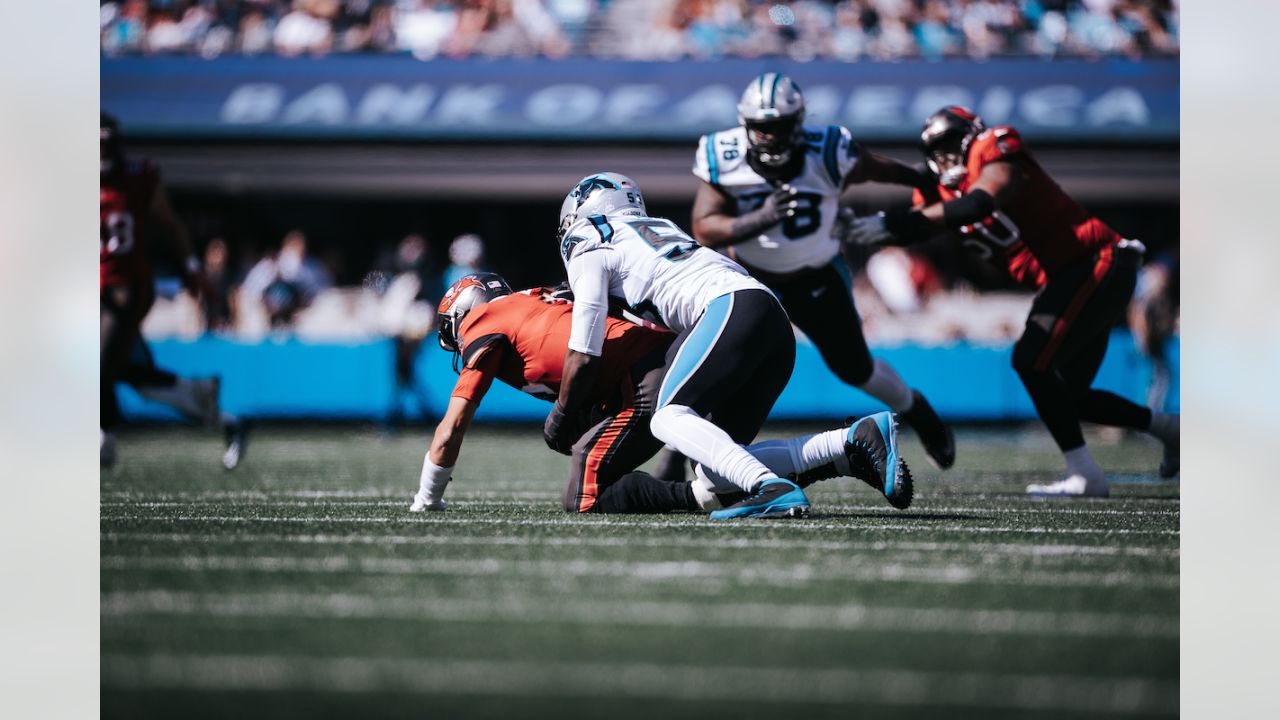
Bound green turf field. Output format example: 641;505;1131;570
101;423;1179;719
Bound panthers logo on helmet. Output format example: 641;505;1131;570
557;172;647;246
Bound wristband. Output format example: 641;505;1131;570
418;456;453;501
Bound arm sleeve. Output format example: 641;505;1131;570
450;349;499;402
566;250;610;357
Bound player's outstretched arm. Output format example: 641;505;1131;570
845;160;1026;248
149;183;206;296
429;395;479;468
841;146;934;190
691;180;797;249
412;395;479;512
546;254;609;454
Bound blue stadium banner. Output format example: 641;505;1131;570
102;57;1177;142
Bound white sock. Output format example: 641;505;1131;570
1147;412;1178;443
650;404;774;493
690;480;725;511
1063;445;1104;482
858;358;914;412
136;378;211;420
692;427;850;492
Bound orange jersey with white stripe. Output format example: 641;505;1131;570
918;126;1122;288
450;288;671;407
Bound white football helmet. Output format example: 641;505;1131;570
557;172;646;242
738;73;806;170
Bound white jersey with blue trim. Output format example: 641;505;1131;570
694;124;859;274
560;212;767;356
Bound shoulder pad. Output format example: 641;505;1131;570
696;127;747;185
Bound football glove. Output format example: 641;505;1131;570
843;213;897;247
543;401;587;456
731;184;800;239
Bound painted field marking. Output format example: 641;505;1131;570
100;590;1179;640
101;653;1177;715
101;531;1179;558
100;513;1181;536
99;497;1180;517
99;553;1179;590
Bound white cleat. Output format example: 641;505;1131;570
1027;473;1110;498
221;417;249;471
410;494;448;512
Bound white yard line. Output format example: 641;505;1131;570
99;498;1180;517
100;653;1177;715
100;590;1179;639
100;513;1181;536
101;531;1180;558
99;554;1179;590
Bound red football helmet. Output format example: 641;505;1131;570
436;272;513;352
920;106;986;189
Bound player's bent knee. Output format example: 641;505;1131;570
650;403;694;445
1011;335;1047;374
836;357;874;387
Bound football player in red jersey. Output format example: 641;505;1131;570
843;107;1179;497
409;274;909;514
100;112;248;469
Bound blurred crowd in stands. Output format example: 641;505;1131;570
146;221;1175;361
101;0;1179;61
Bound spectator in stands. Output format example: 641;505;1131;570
239;229;332;330
200;238;240;332
443;233;488;290
99;0;1180;59
274;0;335;56
365;234;441;428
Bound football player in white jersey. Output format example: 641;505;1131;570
687;72;957;472
548;173;909;518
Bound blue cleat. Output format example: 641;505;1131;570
709;478;810;520
845;411;913;510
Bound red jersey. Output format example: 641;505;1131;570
450;288;672;409
100;159;161;290
914;126;1121;289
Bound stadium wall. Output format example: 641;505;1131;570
102;57;1178;143
118;330;1179;423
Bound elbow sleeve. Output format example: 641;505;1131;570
941;189;996;230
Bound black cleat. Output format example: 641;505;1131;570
844;412;913;510
899;390;955;470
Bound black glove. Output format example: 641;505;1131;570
730;184;800;239
543;402;584;456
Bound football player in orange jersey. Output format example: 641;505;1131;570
409;274;913;514
843;107;1179;498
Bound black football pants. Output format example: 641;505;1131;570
1011;243;1150;452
